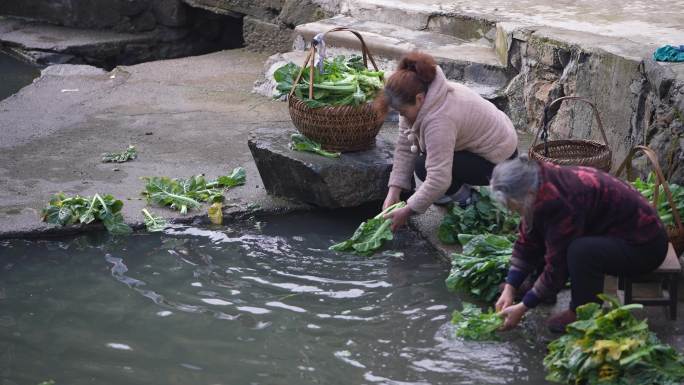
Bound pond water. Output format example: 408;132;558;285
0;52;40;101
0;211;547;385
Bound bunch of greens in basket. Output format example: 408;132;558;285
290;133;340;158
330;202;405;256
274;55;384;108
544;294;684;385
451;302;503;341
631;172;684;227
142;167;245;214
41;193;132;235
445;233;512;302
102;145;137;163
438;187;519;245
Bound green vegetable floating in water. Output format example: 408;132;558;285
330;202;406;256
142;167;246;214
445;233;512;302
102;145;137;163
290;133;340;158
451;302;503;341
438;187;519;245
544;294;684;385
274;55;384;109
141;208;167;232
41;192;132;235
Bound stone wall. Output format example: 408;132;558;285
0;0;187;32
503;28;684;184
182;0;341;52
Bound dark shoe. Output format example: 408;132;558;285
434;195;453;206
546;310;577;333
452;184;473;208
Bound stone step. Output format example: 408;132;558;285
0;17;157;65
343;0;498;43
293;16;510;88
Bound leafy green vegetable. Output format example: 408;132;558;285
330;202;406;256
631;172;684;227
102;145;137;163
544;294;684;385
451;302;503;341
438;187;519;244
445;233;512;302
142;167;245;214
208;202;223;225
274;55;384;108
290;133;340;158
141;208;167;232
41;193;132;235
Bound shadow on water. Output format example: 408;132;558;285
0;209;548;385
0;51;41;101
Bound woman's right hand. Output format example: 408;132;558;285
495;283;515;312
383;186;402;210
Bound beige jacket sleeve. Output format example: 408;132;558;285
387;117;418;191
406;119;457;213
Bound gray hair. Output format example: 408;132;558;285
489;155;540;228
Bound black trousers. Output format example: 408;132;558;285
414;149;518;194
567;232;668;310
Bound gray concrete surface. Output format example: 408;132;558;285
0;49;310;238
345;0;684;48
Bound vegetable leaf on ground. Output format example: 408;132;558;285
438;186;519;245
451;302;503;341
330;202;406;256
445;233;512;302
544;294;684;384
41;193;132;235
290;133;340;158
141;208;167;232
142;167;245;214
102;145;137;163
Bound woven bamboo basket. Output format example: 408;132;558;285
615;145;684;255
529;96;612;172
287;27;384;152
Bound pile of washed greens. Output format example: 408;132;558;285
274;55;384;108
438;186;519;245
445;233;513;302
631;172;684;227
544;295;684;384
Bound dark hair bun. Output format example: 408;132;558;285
398;52;437;84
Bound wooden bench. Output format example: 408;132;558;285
617;243;681;320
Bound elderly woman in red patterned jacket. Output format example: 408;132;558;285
491;156;668;333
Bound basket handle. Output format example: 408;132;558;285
615;145;684;233
531;96;610;157
288;27;380;99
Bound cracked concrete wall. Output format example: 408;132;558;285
502;30;684;184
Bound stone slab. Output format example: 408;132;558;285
0;18;156;53
248;127;393;208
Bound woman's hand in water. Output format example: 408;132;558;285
383;186;402;210
383;206;413;232
498;302;527;331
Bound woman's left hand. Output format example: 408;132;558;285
383;206;413;232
